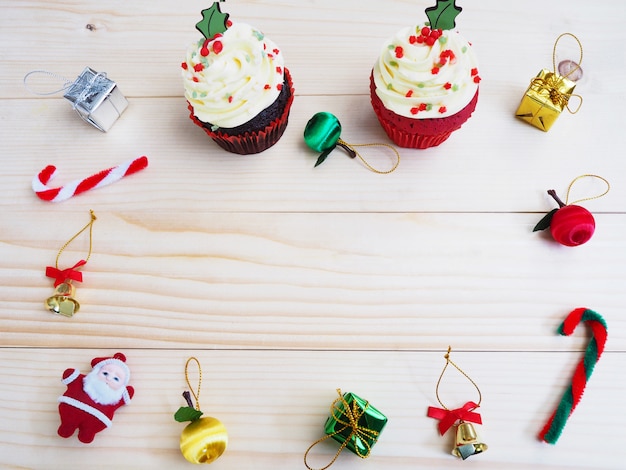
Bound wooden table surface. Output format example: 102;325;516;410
1;1;624;469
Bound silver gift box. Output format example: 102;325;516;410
63;67;128;132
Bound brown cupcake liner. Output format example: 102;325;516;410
188;68;295;155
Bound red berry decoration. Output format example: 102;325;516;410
550;204;595;247
533;189;596;247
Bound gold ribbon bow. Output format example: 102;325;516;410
529;73;581;114
304;389;380;470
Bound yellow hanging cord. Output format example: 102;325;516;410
337;139;400;175
564;174;610;206
55;210;97;269
185;357;202;411
553;33;583;81
435;346;482;411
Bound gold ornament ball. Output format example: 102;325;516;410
180;416;228;464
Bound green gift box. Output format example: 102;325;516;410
515;69;580;132
323;390;387;458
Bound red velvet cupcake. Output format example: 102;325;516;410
370;5;480;149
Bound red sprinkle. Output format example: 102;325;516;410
444;82;452;89
193;63;204;72
277;83;283;91
273;48;280;54
471;68;479;76
264;84;271;90
410;107;419;115
405;90;413;98
409;35;417;44
473;76;481;83
395;46;404;58
438;106;447;113
431;67;440;74
181;62;188;70
226;20;233;27
213;40;223;54
228;96;233;103
276;66;283;74
419;103;427;111
192;77;199;82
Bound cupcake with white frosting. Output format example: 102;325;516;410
182;3;294;154
370;3;479;149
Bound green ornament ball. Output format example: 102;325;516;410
304;112;342;153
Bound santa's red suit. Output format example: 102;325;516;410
57;353;134;443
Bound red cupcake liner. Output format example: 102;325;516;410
188;68;295;155
369;72;478;149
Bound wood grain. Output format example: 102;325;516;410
0;0;624;468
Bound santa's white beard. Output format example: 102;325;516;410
83;369;126;405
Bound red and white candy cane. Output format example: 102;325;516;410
32;156;148;202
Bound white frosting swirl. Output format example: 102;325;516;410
182;23;285;128
373;25;479;118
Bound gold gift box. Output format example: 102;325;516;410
515;69;577;131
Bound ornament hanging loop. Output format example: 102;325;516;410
551;33;583;113
435;346;482;411
55;210;97;269
336;139;400;175
23;70;74;96
564;174;610;206
553;33;583;81
185;357;203;411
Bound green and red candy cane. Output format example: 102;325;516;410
539;307;608;444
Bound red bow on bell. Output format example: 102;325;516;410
427;401;482;435
45;260;86;287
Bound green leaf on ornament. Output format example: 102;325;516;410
425;0;462;30
314;146;336;167
196;2;230;40
533;208;558;232
175;406;204;423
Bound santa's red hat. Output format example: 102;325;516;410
90;352;130;386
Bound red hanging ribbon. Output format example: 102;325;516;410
45;260;86;287
427;401;482;435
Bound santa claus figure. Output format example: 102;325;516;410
57;352;134;443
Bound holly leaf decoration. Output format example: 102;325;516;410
196;2;230;39
533;208;558;232
174;406;204;423
425;0;462;30
314;146;336;167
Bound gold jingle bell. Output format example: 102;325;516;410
452;421;488;460
46;282;80;317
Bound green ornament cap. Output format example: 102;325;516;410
304;112;343;167
425;0;462;30
196;1;230;39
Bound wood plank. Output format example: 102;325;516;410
0;348;621;469
3;1;625;99
1;95;624;213
1;211;623;350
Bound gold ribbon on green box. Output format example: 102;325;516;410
304;389;387;470
516;33;583;131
